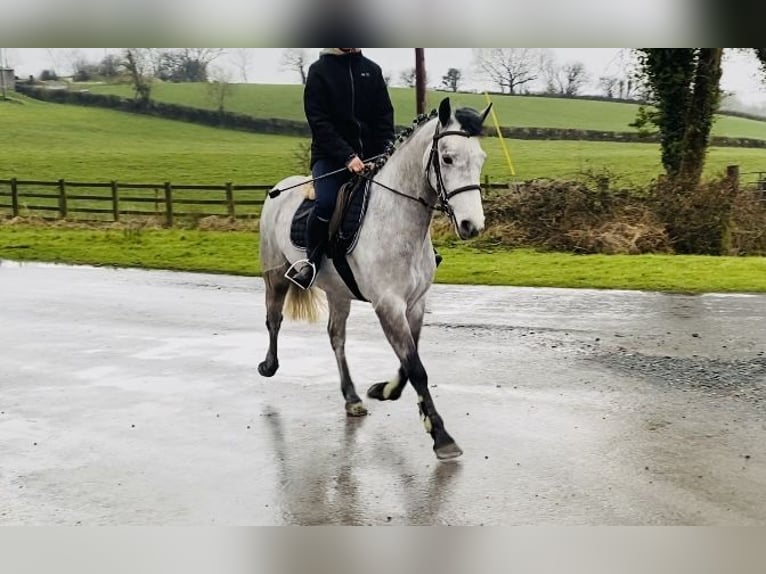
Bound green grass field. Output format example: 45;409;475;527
3;94;765;293
2;225;765;293
2;96;765;190
85;82;766;141
0;96;297;184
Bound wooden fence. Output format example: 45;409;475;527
0;179;274;225
0;177;519;224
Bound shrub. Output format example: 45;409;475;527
481;178;668;252
729;188;766;255
650;177;736;255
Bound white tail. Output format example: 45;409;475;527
284;284;326;322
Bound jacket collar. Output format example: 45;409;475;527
320;48;362;56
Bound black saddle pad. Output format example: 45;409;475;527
289;178;372;256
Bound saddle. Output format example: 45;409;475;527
289;176;372;257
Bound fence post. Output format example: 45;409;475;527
164;181;173;227
111;180;119;222
10;178;19;217
483;174;489;193
726;165;739;193
58;179;67;219
225;182;235;218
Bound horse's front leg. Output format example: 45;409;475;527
327;294;368;417
367;297;425;402
371;298;461;460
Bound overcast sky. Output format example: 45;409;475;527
5;48;766;105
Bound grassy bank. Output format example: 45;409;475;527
2;225;765;293
3;97;765;188
85;82;766;140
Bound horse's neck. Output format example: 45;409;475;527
367;121;435;234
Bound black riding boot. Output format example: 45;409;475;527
434;248;443;268
286;212;329;289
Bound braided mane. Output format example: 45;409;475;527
368;109;439;173
368;105;482;173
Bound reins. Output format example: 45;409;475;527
269;119;482;223
268;153;388;198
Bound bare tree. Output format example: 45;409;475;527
558;62;588;96
280;49;309;85
157;48;225;82
291;140;312;173
473;48;543;94
98;54;122;79
62;48;85;77
231;48;253;82
598;75;619;98
122;48;155;105
207;67;236;116
757;48;766;79
185;48;225;66
542;55;559;95
600;49;641;100
400;67;416;88
1;47;15;69
45;49;65;78
0;47;11;99
441;68;462;92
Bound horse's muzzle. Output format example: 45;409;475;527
458;219;481;239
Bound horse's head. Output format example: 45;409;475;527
423;97;491;240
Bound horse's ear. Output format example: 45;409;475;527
438;98;451;127
480;102;493;125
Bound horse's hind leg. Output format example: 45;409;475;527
327;295;368;417
258;267;290;377
373;299;461;460
367;297;425;402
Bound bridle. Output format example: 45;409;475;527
425;123;483;224
356;122;481;227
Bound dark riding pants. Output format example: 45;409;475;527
312;159;353;221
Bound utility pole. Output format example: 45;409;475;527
415;48;426;115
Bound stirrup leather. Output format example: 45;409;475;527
285;259;317;289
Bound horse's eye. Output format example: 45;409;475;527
443;156;453;165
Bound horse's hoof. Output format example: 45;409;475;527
258;360;279;378
366;381;402;401
367;382;386;400
434;442;463;461
345;401;368;417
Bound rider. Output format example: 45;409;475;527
286;48;395;290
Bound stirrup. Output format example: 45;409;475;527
285;259;317;289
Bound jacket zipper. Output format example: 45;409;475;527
348;61;364;158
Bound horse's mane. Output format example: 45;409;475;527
367;109;438;174
368;106;482;174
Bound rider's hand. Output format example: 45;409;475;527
346;156;366;174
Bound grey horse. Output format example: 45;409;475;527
258;97;490;460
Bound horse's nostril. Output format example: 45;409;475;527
459;220;479;238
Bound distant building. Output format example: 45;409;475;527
0;68;15;92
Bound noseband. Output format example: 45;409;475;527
426;124;483;223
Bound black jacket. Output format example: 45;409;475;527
304;51;395;167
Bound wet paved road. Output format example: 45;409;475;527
1;261;765;525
